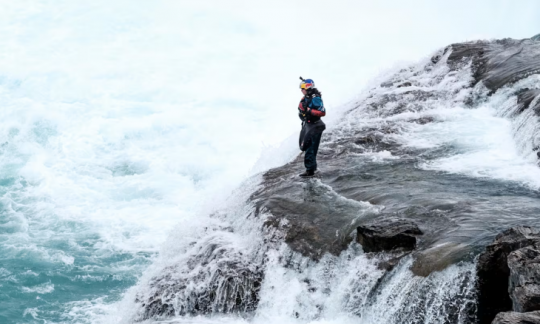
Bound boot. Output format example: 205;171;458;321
299;170;315;177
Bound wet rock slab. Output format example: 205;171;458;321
446;39;540;92
253;165;382;261
250;40;540;264
356;218;423;253
130;37;540;322
492;311;540;324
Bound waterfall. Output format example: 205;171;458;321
119;39;540;324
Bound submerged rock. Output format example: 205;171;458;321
492;311;540;324
356;218;423;253
477;227;540;324
509;244;540;312
411;242;470;277
376;254;407;271
516;89;540;114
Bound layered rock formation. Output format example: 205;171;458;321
509;244;540;313
492;311;540;324
476;227;540;324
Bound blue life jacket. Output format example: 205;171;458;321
298;89;326;123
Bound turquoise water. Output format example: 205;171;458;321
0;120;153;323
0;2;296;322
0;241;151;323
0;82;277;323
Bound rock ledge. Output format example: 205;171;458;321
356;218;423;253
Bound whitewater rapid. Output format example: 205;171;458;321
0;2;303;323
4;47;540;324
0;81;286;323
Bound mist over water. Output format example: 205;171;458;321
0;2;292;323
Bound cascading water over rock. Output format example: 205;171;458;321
128;37;540;324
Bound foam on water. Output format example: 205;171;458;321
411;105;540;188
128;248;475;324
21;282;55;294
0;69;288;323
331;50;540;190
0;2;302;322
403;81;540;189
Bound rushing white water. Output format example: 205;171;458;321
412;104;540;188
0;2;303;322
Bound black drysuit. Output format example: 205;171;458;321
298;89;326;172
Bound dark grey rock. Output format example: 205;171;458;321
254;38;540;264
492;311;540;324
509;244;540;312
397;81;412;88
134;255;263;321
356;218;423;253
251;39;540;265
477;227;540;324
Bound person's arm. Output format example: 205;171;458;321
298;101;307;121
307;97;326;117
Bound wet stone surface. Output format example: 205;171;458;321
135;258;264;320
491;311;540;324
477;227;540;324
509;243;540;313
356;218;423;253
446;39;540;92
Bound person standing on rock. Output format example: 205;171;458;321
298;77;326;177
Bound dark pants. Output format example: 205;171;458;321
305;131;323;171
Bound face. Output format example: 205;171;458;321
301;88;307;95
